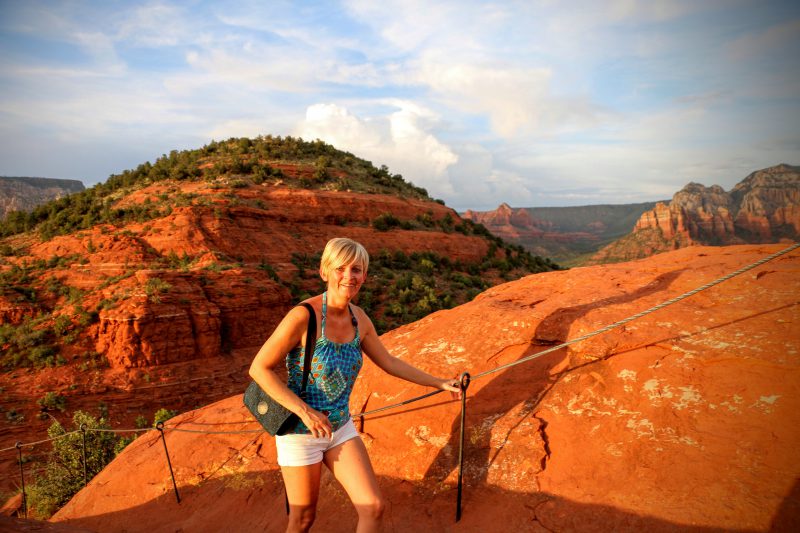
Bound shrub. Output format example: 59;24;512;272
153;408;178;425
26;411;126;518
372;213;401;232
144;278;172;303
37;392;67;412
52;315;73;337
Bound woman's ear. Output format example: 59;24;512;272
319;267;328;282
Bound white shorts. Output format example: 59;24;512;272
275;419;360;467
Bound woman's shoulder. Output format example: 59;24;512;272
349;303;375;331
284;295;321;323
297;294;323;311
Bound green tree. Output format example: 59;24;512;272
27;411;123;517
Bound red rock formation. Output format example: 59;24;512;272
5;185;490;373
93;269;292;368
732;164;800;239
593;164;800;264
464;203;547;242
50;244;800;531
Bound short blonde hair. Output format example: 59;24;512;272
320;238;369;277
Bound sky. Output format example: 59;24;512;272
0;1;798;210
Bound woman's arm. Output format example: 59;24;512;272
357;308;461;395
248;305;333;438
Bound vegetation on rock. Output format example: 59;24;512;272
0;136;433;240
0;135;559;369
25;411;128;518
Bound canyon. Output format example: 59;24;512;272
462;201;658;265
464;164;800;267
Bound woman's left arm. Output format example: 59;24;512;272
359;309;461;395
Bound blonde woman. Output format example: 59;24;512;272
249;237;461;533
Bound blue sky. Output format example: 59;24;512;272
1;0;798;210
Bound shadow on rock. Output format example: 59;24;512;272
423;271;684;486
44;468;782;533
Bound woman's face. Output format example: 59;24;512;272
323;260;367;299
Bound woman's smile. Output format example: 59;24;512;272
327;262;366;296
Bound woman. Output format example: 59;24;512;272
249;237;461;533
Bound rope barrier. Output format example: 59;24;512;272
15;443;27;519
87;427;152;434
165;427;263;435
156;421;181;504
1;242;797;521
0;430;82;453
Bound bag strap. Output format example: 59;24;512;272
297;302;316;396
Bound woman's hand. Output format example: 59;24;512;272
438;377;463;399
299;406;333;439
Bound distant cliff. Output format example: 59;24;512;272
462;201;659;264
591;164;800;264
0;177;85;219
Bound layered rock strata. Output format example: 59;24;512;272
592;164;800;264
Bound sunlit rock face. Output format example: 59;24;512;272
591;164;800;264
53;244;800;532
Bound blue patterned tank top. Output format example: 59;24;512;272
285;292;363;434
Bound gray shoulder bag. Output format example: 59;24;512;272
243;303;316;436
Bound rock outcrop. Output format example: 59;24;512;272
592;164;800;264
51;244;800;532
0;177;84;220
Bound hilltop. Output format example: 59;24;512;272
49;244;800;531
0;136;557;496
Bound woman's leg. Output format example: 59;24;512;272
281;463;323;533
324;437;385;533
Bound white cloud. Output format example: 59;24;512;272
182;47;319;93
413;54;601;138
295;102;458;197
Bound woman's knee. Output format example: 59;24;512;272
288;505;316;531
357;496;385;521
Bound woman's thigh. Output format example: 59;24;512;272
281;462;323;507
323;436;382;505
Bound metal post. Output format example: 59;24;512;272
456;372;471;522
80;423;88;486
156;421;181;503
16;442;27;519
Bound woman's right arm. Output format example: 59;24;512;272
248;305;333;438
